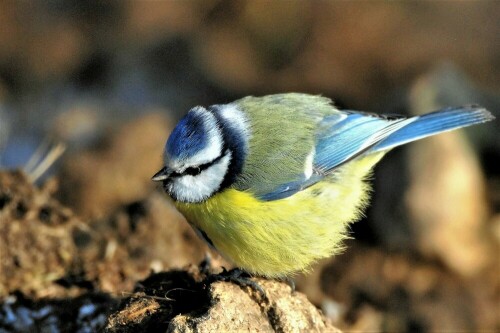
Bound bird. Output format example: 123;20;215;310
152;93;494;278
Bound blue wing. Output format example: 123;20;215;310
259;112;413;200
313;112;414;173
258;106;493;201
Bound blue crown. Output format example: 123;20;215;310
166;111;208;159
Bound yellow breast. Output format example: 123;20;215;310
174;154;383;277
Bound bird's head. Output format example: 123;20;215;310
152;104;248;203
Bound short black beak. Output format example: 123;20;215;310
152;166;172;182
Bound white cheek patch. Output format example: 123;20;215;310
168;107;224;170
168;152;232;203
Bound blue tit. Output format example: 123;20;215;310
152;93;494;278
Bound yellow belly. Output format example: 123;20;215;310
174;154;383;277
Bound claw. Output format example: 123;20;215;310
205;268;267;299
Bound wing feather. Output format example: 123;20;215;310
256;105;493;201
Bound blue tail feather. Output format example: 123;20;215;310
370;106;494;152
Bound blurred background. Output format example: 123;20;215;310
0;1;498;332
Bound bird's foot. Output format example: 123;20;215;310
205;267;267;299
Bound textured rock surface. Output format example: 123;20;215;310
106;269;340;333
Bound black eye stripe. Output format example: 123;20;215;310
171;152;226;178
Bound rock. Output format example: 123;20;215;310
106;269;340;333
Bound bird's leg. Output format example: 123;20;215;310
198;253;213;276
283;277;296;293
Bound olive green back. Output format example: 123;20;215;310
233;93;339;197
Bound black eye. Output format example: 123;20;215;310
183;166;202;176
